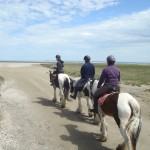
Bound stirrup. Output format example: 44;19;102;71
70;95;76;100
90;108;98;113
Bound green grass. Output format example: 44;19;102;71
0;76;4;83
41;63;150;86
117;64;150;86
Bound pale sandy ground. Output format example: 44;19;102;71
0;63;149;150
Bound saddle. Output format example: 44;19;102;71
98;86;118;106
83;79;95;97
50;74;59;87
98;93;111;105
77;79;88;92
50;74;56;82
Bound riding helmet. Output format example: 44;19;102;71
106;55;116;62
56;54;61;58
83;55;91;61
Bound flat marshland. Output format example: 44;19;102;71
41;62;150;86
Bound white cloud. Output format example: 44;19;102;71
0;0;118;24
1;6;150;47
0;0;150;62
0;0;118;44
0;0;119;43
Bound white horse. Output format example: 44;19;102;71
70;78;98;117
94;92;142;150
49;69;70;108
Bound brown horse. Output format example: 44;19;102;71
95;92;141;150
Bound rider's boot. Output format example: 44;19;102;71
90;97;98;113
70;89;77;100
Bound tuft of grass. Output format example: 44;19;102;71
0;76;4;83
41;63;150;86
144;89;150;92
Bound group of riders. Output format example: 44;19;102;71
50;54;120;113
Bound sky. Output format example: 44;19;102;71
0;0;150;63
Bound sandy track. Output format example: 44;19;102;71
0;63;149;150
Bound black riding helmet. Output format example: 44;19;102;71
56;54;61;59
83;55;91;62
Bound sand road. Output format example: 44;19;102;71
0;63;149;150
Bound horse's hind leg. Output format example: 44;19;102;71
86;97;93;117
99;116;108;142
59;89;65;108
93;113;100;125
52;86;57;102
117;99;139;150
97;106;108;142
76;93;82;114
118;124;132;150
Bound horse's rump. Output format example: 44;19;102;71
63;77;70;98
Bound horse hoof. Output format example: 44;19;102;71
67;98;72;101
76;108;82;114
93;119;100;125
61;105;65;108
52;99;57;102
88;112;94;117
76;111;82;114
96;135;107;142
116;143;126;150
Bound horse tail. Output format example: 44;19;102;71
63;77;70;99
126;97;142;150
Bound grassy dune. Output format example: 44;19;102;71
41;63;150;86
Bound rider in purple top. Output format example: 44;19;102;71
90;55;120;113
97;63;120;88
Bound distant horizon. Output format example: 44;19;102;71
0;60;150;65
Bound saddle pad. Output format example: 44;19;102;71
98;93;110;106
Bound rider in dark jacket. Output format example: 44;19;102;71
90;55;120;112
80;60;95;79
50;55;64;85
70;55;95;99
53;55;64;74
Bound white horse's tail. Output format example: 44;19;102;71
63;77;70;99
126;97;142;150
